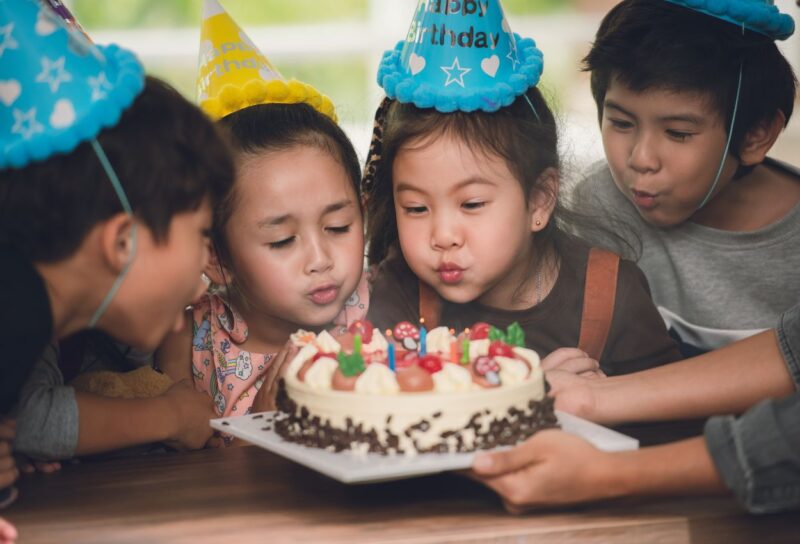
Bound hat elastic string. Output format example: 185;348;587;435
696;24;746;211
523;93;542;123
87;139;138;328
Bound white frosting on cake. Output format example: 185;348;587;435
362;329;388;353
469;339;490;358
431;363;476;393
425;326;454;354
304;356;338;391
495;356;530;386
355;363;400;395
315;330;341;353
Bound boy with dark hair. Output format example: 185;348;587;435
573;0;799;356
0;0;234;502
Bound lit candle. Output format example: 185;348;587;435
419;326;427;356
461;338;470;364
450;340;458;364
388;343;396;372
353;333;362;355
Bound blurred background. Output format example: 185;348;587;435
67;0;800;180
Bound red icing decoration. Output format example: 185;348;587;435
396;366;435;392
418;354;443;374
348;320;374;343
393;321;420;340
312;352;338;362
470;322;491;340
488;341;514;358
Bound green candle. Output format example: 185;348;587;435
354;333;362;354
460;338;470;364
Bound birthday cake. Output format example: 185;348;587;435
274;320;557;455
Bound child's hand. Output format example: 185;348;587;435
0;420;17;491
162;380;217;451
544;369;599;420
469;429;615;513
252;342;300;413
541;347;605;378
17;457;61;475
0;517;17;544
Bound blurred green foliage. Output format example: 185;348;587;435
69;0;566;29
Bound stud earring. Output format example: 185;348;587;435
535;219;542;227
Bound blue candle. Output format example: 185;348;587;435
388;343;396;372
419;326;427;356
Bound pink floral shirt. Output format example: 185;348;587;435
190;274;369;419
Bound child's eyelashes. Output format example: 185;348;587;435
402;205;428;215
326;225;351;235
268;236;295;249
607;118;633;130
462;200;487;211
666;130;694;142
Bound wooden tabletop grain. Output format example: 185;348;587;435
4;446;797;543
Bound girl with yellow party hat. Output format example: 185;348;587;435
156;1;369;433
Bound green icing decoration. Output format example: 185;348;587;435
337;351;365;377
506;322;526;347
488;326;505;342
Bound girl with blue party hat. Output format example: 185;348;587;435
364;0;681;377
155;1;369;430
574;0;798;356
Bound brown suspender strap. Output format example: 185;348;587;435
577;248;620;362
418;280;442;329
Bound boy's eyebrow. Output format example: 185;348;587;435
605;99;704;125
658;113;704;125
604;100;636;118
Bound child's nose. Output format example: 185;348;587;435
304;238;334;275
430;213;463;250
628;133;660;174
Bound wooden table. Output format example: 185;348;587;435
5;446;797;543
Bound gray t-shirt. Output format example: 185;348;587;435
572;159;800;352
13;338;153;460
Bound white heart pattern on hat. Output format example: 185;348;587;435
409;53;426;76
50;98;76;129
0;79;21;106
35;8;58;36
481;55;500;78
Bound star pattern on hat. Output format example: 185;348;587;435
35;56;72;93
441;57;471;88
506;48;519;70
88;71;112;101
0;23;19;58
11;108;45;140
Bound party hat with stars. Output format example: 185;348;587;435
0;0;144;170
377;0;543;113
664;0;794;40
197;0;336;121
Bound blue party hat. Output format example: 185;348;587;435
377;0;543;113
0;0;144;170
665;0;794;40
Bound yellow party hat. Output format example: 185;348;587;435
196;0;336;121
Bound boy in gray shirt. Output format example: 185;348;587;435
571;0;799;355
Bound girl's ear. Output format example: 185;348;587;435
529;167;560;233
738;110;785;167
99;213;137;274
203;243;230;287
